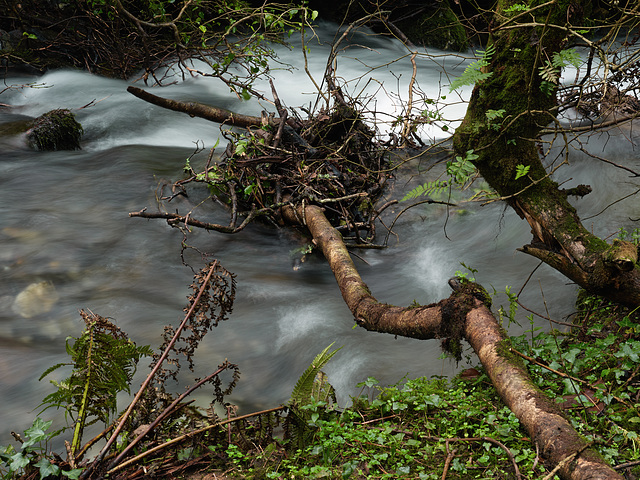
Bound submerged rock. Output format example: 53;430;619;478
12;281;59;318
26;108;83;151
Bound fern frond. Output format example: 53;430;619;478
289;343;341;407
539;62;559;84
402;180;449;201
552;48;582;69
38;310;153;457
449;45;495;92
38;362;70;381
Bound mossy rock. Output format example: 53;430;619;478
26;108;83;151
397;4;468;52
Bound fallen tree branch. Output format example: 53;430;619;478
283;203;622;480
127;86;300;129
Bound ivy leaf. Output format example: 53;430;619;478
23;418;53;448
61;469;84;480
9;453;30;472
34;457;60;479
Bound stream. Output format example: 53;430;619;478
1;22;638;446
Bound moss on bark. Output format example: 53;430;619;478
450;0;640;305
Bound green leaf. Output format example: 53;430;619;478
34;457;60;479
24;418;53;446
401;180;448;201
447;150;478;185
485;109;505;122
62;469;84;479
552;48;582;69
9;452;30;472
504;3;528;13
515;164;530;180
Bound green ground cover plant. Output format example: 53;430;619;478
214;278;640;479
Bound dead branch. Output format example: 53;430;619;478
127;86;300;129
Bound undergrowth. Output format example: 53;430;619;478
216;290;640;479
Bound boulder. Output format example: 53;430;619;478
26;108;83;151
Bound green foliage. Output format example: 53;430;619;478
401;179;448;201
0;418;83;480
510;294;640;466
446;149;478;185
538;48;583;95
484;108;507;132
485;108;505;123
497;285;519;326
286;344;341;452
263;375;543;478
515;164;530;180
290;343;342;408
403;150;479;202
38;310;152;456
454;262;477;283
449;45;496;92
504;3;528;13
617;226;640;245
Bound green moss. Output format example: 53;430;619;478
495;337;528;371
397;3;468;51
26;109;83;151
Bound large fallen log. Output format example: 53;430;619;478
282;203;622;480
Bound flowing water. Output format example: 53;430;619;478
0;22;638;445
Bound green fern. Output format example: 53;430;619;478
552;48;582;70
39;310;153;457
289;343;341;407
286;344;340;451
402;179;449;201
449;44;496;92
538;48;582;94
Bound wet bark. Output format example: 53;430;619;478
283;203;622;480
127;86;300;129
452;0;640;307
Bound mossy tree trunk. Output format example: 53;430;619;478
453;0;640;307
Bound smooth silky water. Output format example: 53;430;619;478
1;22;638;446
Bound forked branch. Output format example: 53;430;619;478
283;203;621;480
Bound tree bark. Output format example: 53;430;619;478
283;203;622;480
452;0;640;307
127;86;300;129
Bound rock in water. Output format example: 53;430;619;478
26;109;83;151
12;281;59;318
